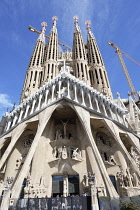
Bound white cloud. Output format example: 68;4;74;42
0;94;13;108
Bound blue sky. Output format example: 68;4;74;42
0;0;140;118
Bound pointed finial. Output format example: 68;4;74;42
73;15;79;24
116;92;120;98
41;22;47;33
85;20;91;31
52;16;58;26
41;22;47;27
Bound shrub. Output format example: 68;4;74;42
121;201;140;210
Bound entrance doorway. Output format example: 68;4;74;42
52;175;79;197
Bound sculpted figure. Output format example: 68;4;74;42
56;130;62;140
83;173;89;187
108;155;117;165
58;146;62;158
132;173;139;187
72;148;82;161
62;146;68;159
61;120;69;139
116;172;124;187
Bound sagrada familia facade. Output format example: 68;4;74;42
0;16;140;209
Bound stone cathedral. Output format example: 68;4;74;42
0;16;140;208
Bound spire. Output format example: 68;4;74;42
72;16;90;84
51;16;58;33
28;22;47;68
37;22;47;43
86;20;113;99
73;15;81;32
20;22;47;103
42;16;59;83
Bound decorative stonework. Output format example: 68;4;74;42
2;70;127;136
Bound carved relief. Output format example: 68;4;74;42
116;168;140;189
83;172;96;187
52;146;82;161
23;134;34;148
96;132;112;147
130;146;140;170
55;120;74;140
24;175;47;198
15;154;27;170
101;152;117;165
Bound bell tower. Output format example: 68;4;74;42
86;21;113;99
20;22;47;103
42;16;59;83
72;16;90;85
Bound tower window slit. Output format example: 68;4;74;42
48;64;50;74
95;69;99;84
77;63;80;77
81;63;84;77
30;71;33;83
99;69;104;84
34;71;37;81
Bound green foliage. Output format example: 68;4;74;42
121;201;140;210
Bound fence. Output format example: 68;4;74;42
8;196;91;210
7;195;140;210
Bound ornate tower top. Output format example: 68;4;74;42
73;15;79;23
85;20;91;31
37;22;47;43
51;16;58;33
52;16;58;26
86;20;113;99
73;15;80;32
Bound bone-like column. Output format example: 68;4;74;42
11;104;57;198
44;89;49;106
87;92;93;109
103;119;140;176
17;109;24;123
6;118;12;131
36;93;43;111
58;80;62;99
67;80;70;99
11;113;18;127
81;88;86;106
24;104;30;119
74;84;78;102
73;105;119;198
0;123;27;171
30;99;36;115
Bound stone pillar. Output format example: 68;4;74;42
91;185;99;210
63;174;68;197
88;92;93;109
73;105;119;198
11;104;57;199
81;88;86;106
74;84;78;103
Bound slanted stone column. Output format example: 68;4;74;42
11;104;57;199
74;84;78;102
30;98;36;115
58;80;62;99
17;108;24;123
87;92;93;109
81;88;86;106
0;123;27;171
73;105;119;198
6;118;12;131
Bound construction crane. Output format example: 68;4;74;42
28;25;72;51
108;41;140;101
